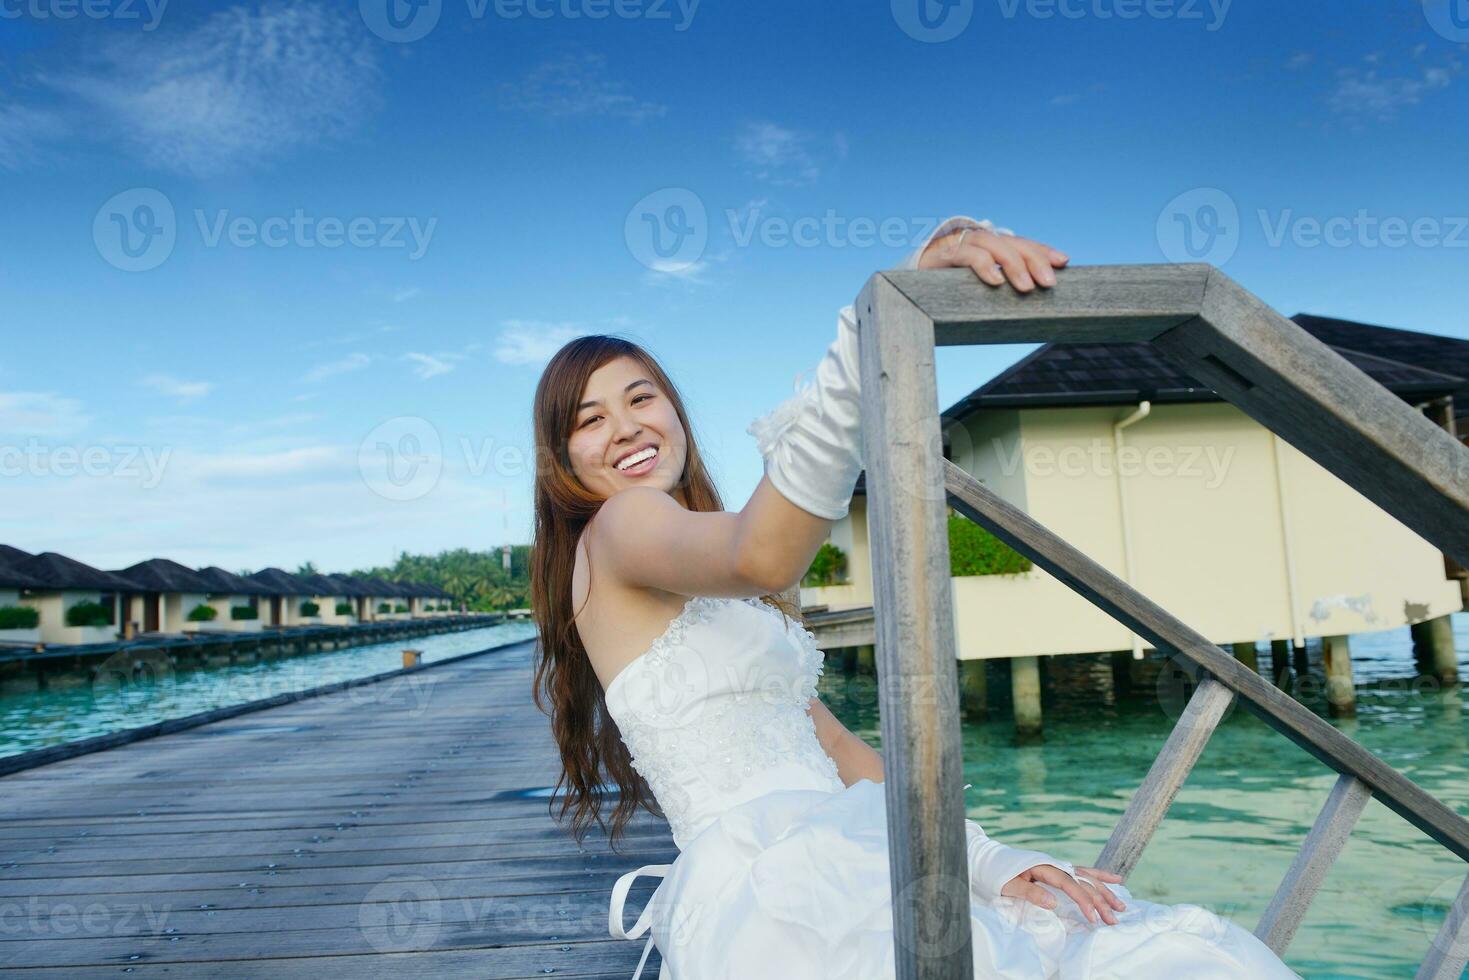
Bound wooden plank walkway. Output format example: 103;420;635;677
0;638;675;977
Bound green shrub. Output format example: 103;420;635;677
0;605;39;629
335;601;353;616
231;604;259;621
394;603;409;613
377;602;391;613
300;600;320;617
948;509;1032;576
65;600;112;628
186;604;218;622
802;542;849;588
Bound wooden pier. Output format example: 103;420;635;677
0;636;674;977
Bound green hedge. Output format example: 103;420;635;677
300;600;320;617
377;602;391;613
335;601;353;616
231;605;259;621
394;603;409;613
0;606;39;629
802;542;849;588
65;600;112;628
948;509;1032;576
186;603;218;622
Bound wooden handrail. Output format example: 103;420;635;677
856;262;1469;978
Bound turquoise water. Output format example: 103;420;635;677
0;622;538;759
818;613;1468;980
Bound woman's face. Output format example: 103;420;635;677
568;355;688;503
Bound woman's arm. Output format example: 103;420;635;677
809;694;884;785
592;219;1069;599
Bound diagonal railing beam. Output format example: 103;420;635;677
942;460;1469;862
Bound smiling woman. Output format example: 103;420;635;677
526;217;1300;979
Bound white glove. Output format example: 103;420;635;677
746;214;1011;520
964;816;1077;904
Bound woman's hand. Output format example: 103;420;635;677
1000;864;1127;925
917;225;1068;292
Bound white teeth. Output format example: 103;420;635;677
616;446;657;471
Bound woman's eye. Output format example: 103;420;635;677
634;394;653;405
579;394;652;428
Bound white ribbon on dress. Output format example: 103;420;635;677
609;862;672;980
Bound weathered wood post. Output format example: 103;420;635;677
1321;634;1356;717
1231;641;1259;674
856;273;973;979
402;649;422;669
1412;615;1459;686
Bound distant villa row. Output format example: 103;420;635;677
0;544;461;647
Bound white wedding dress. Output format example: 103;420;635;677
604;594;1299;979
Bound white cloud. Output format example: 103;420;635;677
1285;52;1313;70
393;287;423;303
0;391;91;437
1327;56;1457;120
497;52;666;123
493;321;592;366
140;373;212;401
302;352;371;383
403;352;461;380
0;105;62;171
46;1;379;176
734;121;830;186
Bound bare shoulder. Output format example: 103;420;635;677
573;499;694;691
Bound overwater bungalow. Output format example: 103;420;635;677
111;558;217;636
804;313;1467;726
4;550;135;646
193;566;273;632
245;567;316;628
355;576;412;620
321;574;376;622
0;560;45;644
296;573;356;625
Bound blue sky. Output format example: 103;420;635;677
0;0;1464;573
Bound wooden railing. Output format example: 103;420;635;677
854;262;1469;979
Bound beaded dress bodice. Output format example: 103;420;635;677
603;596;844;849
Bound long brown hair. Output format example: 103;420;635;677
530;334;799;853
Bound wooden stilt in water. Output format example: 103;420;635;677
855;643;876;675
1231;641;1260;674
1321;634;1356;718
959;658;988;719
1011;655;1042;741
1412;615;1459;686
1271;639;1293;688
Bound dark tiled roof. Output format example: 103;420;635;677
12;552;139;592
941;314;1467;420
247;567;315;595
1292;314;1469;419
0;560;44;590
298;573;351;596
196;566;273;596
357;576;411;597
0;544;35;565
323;574;374;597
112;558;214;593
